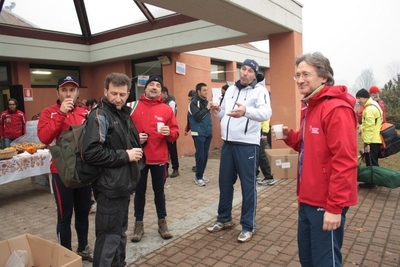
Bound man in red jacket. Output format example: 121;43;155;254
37;75;93;262
0;98;26;148
275;52;358;267
128;76;179;242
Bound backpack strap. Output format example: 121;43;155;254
366;103;383;125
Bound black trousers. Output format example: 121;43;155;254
256;138;273;179
93;193;130;267
51;173;91;251
365;143;380;167
167;141;179;170
134;164;167;221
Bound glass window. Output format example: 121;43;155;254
2;0;81;34
1;0;176;36
0;62;11;84
211;61;226;81
131;58;162;101
30;65;80;87
84;0;145;34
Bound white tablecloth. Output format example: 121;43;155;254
0;151;51;186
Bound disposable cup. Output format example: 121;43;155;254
157;122;165;132
212;98;220;105
272;124;283;139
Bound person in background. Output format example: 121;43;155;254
220;83;229;106
256;119;275;185
85;97;99;214
356;88;383;169
161;86;180;178
357;85;386;123
276;52;358;266
85;98;98;111
82;73;143;267
207;59;271;242
0;98;26;148
129;76;179;243
37;75;93;262
189;83;213;187
184;89;197;172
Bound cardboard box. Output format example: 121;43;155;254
266;148;298;178
0;234;82;267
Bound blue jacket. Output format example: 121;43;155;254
188;94;212;137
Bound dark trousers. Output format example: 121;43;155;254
134;164;167;221
51;173;91;250
217;142;258;232
193;135;212;180
365;143;380;167
93;193;130;267
298;203;348;267
167;141;179;170
257;138;273;179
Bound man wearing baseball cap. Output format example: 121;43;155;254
207;59;271;242
37;75;94;261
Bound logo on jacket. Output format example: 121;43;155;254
309;125;319;134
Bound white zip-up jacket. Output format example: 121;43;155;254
215;77;271;145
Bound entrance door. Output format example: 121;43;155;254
0;85;24;113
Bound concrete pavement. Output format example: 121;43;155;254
1;152;400;266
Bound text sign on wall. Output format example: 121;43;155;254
176;62;186;75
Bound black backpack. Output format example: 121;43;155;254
49;108;100;188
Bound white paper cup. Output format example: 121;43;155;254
212;98;220;105
157;122;165;132
272;124;283;139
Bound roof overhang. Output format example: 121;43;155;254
0;0;303;65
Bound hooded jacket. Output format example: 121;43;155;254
37;101;87;173
359;98;383;144
0;109;26;139
215;75;271;145
82;99;142;198
284;85;358;214
129;95;179;164
357;98;386;123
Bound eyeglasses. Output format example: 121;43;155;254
8;104;16;106
293;72;312;81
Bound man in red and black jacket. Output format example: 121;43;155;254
37;75;93;262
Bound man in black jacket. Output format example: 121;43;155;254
161;86;180;178
82;73;144;267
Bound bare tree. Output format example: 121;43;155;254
385;61;400;81
354;68;376;90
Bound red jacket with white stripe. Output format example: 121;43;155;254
37;101;87;173
0;109;26;139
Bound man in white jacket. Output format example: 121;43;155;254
207;59;272;242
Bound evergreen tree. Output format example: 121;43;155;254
381;74;400;127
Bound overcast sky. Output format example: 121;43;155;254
252;0;400;92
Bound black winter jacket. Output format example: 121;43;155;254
82;99;143;198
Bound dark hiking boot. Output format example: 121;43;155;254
131;221;144;242
76;245;94;262
170;169;179;178
158;219;173;239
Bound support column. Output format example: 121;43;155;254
269;31;303;148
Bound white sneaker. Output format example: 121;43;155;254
237;230;253;242
202;177;210;183
194;177;206;187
